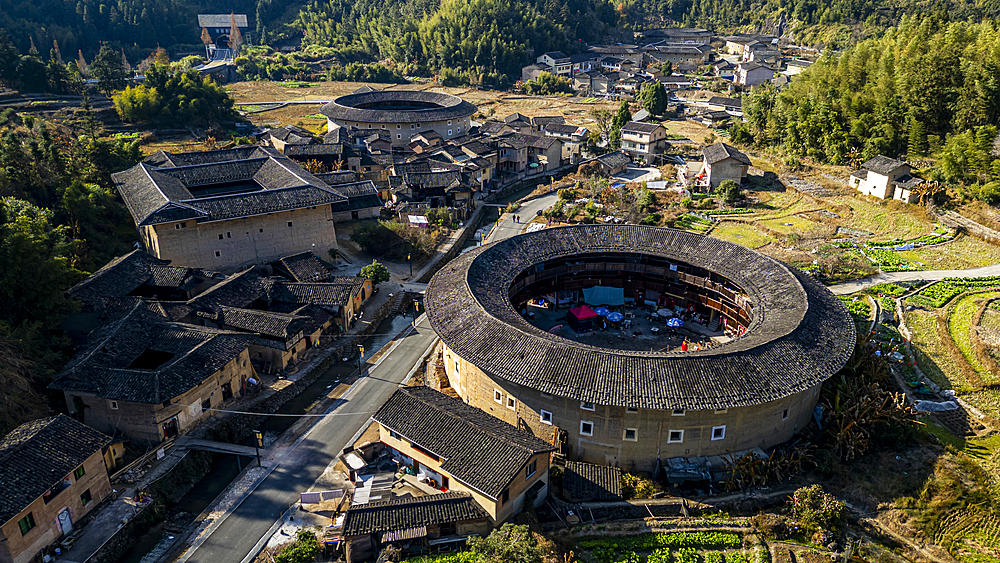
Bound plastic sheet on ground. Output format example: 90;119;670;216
913;400;959;412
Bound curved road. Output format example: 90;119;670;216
177;196;552;563
827;263;1000;295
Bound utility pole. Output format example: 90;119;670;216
357;344;365;374
253;429;263;467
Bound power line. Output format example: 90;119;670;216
182;404;374;417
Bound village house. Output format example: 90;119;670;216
849;155;922;203
373;387;557;524
723;34;778;58
703;142;752;190
783;59;814;75
647;44;713;71
50;304;258;443
637;27;714;45
706;96;743;116
341;493;491;563
520;63;547;83
262;125;316;152
572;71;612;95
541;124;591;163
496;133;563;174
594;151;632;176
620;122;668;164
197;13;249;51
535;51;572;76
116;147;343;272
0;416;113;563
698;110;732;128
736;61;775;86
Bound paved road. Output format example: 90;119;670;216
181;315;438;563
827;263;1000;295
486;193;559;243
179;193;558;563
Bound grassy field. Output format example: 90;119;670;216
709;222;776;248
897;236;1000;270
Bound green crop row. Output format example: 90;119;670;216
839;295;871;320
704;208;753;215
911;277;1000;308
577;532;742;552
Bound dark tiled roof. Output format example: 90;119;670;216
50;305;255;404
315;171;360;185
703;143;750;165
220;306;307;339
542;51;569;60
531;116;565;127
893;175;925;190
707;96;742;109
69;250;170;306
321;91;477;124
342;492;488;536
269;280;364;307
266;125;316;145
374;387;555;499
277;252;331;283
861;155;907;175
0;415;111;526
564;461;622;501
478;122;509;136
597;151;631;169
187;269;268;312
143;147;273;168
198;14;247;27
542;123;587;136
114;151;344;227
622;122;664;134
285;144;343;157
424;225;855;411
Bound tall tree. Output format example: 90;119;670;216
638;80;668;116
610;99;631;149
201;27;212;46
90;43;127;94
229;14;244;55
76;49;89;78
0;31;20;88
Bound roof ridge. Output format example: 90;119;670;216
403;387;543;455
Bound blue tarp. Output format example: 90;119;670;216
583;286;625;307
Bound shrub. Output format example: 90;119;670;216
751;513;789;539
786;484;846;533
274;530;320;563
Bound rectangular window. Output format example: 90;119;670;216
287;221;293;227
448;130;452;136
448;120;452;125
411;124;415;129
201;397;211;411
501;489;509;505
623;428;638;441
672;409;685;416
218;233;224;240
226;232;231;238
712;425;726;441
525;459;537;479
626;406;638;413
782;408;789;420
259;228;264;233
73;465;86;480
506;396;516;410
389;429;403;440
80;489;93;506
494;389;503;404
580;421;594;436
17;513;35;536
181;222;186;228
396;124;401;129
215;251;221;257
580;401;595;411
715;409;728;414
110;401;119;410
397;134;401;139
540;410;553;425
668;429;684;443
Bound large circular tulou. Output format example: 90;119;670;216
424;224;855;468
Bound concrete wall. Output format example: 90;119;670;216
66;349;254;443
442;344;821;473
326;117;473;149
706;159;748;190
332;206;380;223
0;450;111;563
144;206;338;271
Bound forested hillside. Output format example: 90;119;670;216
0;0;265;59
293;0;618;84
734;16;1000;200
